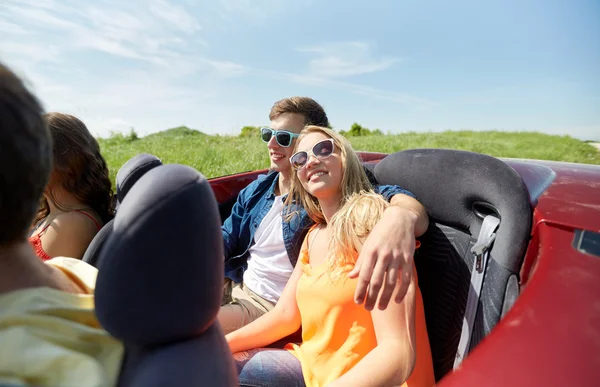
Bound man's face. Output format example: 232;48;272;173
266;112;306;174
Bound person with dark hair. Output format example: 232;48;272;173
220;97;429;334
28;112;114;260
0;62;123;386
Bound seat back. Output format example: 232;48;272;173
83;154;162;267
94;164;237;387
374;149;532;381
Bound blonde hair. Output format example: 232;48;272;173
327;191;389;279
284;125;383;278
284;125;372;224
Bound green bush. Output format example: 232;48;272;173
344;122;373;137
240;125;260;137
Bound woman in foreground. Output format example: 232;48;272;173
29;113;114;260
226;125;435;387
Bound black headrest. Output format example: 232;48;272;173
374;148;531;271
81;219;114;266
116;154;163;203
95;164;224;345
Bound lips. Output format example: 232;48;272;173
307;170;328;181
270;152;286;161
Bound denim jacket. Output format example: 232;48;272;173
222;170;415;283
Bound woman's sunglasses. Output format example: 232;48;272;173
290;139;335;170
260;127;300;147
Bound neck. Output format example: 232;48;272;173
277;170;294;196
0;241;68;295
319;194;342;224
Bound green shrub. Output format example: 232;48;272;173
240;125;260;137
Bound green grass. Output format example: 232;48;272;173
98;127;600;186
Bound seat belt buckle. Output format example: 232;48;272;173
472;232;497;273
475;253;484;273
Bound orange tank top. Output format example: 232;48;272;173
286;229;435;387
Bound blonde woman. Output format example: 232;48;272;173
226;126;435;387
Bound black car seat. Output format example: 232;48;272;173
82;154;163;267
374;149;532;381
94;163;238;387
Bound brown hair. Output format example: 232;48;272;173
0;62;52;244
34;113;114;226
269;97;330;128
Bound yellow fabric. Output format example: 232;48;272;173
286;238;435;387
0;258;124;387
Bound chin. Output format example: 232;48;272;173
306;185;328;198
270;161;288;172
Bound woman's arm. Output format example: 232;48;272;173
226;256;304;353
329;273;418;387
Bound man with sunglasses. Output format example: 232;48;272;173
219;97;429;334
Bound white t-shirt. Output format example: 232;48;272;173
243;195;294;303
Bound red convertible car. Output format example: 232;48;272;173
90;148;599;386
209;148;600;386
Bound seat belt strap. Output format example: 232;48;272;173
454;214;500;369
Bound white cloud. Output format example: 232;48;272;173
149;0;202;34
1;0;209;66
0;0;432;138
298;41;401;78
263;70;432;108
0;42;61;64
201;59;247;77
0;19;29;35
208;0;299;23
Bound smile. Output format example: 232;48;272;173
307;171;327;180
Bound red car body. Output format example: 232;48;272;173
209;152;600;386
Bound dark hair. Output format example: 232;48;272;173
0;63;52;244
34;113;115;226
269;96;330;128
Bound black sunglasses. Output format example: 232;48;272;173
260;127;300;147
290;139;335;170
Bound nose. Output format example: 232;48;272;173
304;154;320;169
267;134;279;148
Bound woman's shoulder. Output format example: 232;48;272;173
52;210;101;230
41;211;101;258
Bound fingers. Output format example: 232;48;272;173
363;254;390;311
353;253;375;305
375;260;400;310
393;265;413;304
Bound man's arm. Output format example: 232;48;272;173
348;192;429;311
221;176;264;259
221;196;245;260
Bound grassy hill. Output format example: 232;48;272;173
97;127;600;185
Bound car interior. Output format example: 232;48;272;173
84;148;533;384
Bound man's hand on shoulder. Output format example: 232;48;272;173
348;193;428;311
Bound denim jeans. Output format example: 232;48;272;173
234;348;305;387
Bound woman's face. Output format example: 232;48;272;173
294;132;344;201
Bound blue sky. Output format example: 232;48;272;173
1;0;599;140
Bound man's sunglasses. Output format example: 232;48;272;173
290;139;335;170
260;127;300;147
